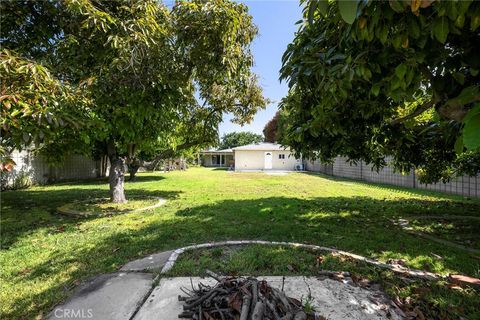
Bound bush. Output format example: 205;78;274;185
2;170;33;190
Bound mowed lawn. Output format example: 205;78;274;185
1;167;479;319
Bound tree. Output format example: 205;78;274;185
263;111;280;142
280;0;480;183
0;50;91;156
218;131;263;149
1;0;267;202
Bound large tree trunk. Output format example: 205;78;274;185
128;162;140;181
109;157;127;203
107;140;127;203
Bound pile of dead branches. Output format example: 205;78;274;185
178;270;317;320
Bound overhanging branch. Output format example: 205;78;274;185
390;98;438;125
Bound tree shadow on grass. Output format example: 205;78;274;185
3;196;480;319
0;186;180;250
127;175;166;183
171;196;480;271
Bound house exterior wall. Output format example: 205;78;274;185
234;150;264;170
271;151;301;170
234;150;300;170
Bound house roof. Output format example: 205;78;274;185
200;148;233;154
232;142;290;151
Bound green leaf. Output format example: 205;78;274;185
471;14;480;31
470;4;480;31
389;0;406;13
432;17;449;43
454;134;464;154
446;86;480;114
463;114;480;150
22;132;30;143
395;64;407;79
318;0;329;16
407;19;420;39
10;109;21;117
454;14;465;28
371;83;381;96
379;27;388;44
308;0;318;25
338;0;358;25
391;35;402;48
463;103;480;124
452;72;465;85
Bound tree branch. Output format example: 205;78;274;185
390;98;438;125
144;140;202;171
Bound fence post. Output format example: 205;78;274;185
412;169;416;189
360;161;363;180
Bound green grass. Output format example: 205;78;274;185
1;168;480;319
408;218;480;250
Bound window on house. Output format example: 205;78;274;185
212;155;225;165
279;154;285;159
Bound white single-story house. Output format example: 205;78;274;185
233;143;302;171
200;143;302;171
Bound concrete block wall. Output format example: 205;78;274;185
332;157;362;179
2;150;101;188
47;154;100;182
416;175;479;197
362;161;415;188
305;159;333;175
307;157;479;197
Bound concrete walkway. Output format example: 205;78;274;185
48;251;173;320
136;276;401;320
48;245;407;320
49;272;402;320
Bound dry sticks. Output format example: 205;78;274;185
178;270;314;320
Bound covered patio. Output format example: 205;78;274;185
199;149;234;168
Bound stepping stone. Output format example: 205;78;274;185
49;272;154;320
133;276;403;320
121;250;173;272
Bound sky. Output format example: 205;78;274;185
218;1;303;136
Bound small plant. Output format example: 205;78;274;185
302;297;315;314
302;280;315;314
12;170;32;190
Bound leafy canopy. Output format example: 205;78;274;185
280;0;480;183
218;131;264;150
1;0;267;162
263;111;280;143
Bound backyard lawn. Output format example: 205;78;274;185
1;167;479;319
